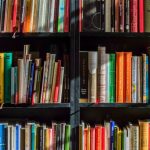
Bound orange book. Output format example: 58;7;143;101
90;128;95;150
84;128;88;150
101;127;105;150
116;52;124;103
124;52;132;103
95;125;101;150
139;121;149;150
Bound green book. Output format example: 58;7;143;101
4;53;12;103
64;124;71;150
145;0;150;32
58;0;65;32
109;54;116;103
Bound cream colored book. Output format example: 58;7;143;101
88;51;97;103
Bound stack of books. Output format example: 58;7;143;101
0;45;69;104
0;0;70;32
79;0;148;32
80;46;149;103
79;120;150;150
0;122;71;149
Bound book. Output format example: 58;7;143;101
0;53;4;103
145;0;150;32
88;51;97;103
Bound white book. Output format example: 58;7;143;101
106;54;109;103
98;46;106;103
105;122;110;150
58;67;64;103
13;125;16;150
126;127;130;150
7;125;11;150
132;56;138;103
105;0;111;32
49;0;55;32
88;51;97;103
131;126;139;150
18;59;25;103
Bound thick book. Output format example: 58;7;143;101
144;0;150;32
64;0;70;32
105;0;111;32
139;0;144;32
0;53;4;103
116;52;124;103
4;53;12;103
80;51;88;103
130;0;138;32
88;51;97;103
95;125;101;150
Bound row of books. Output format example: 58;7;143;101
80;46;149;103
0;122;71;150
79;120;149;150
0;45;70;104
0;0;70;32
79;0;149;32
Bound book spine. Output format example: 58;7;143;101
80;52;88;103
54;60;61;103
124;52;132;103
125;0;130;32
79;0;82;32
105;0;111;32
116;52;124;103
111;0;115;32
88;51;97;103
115;0;119;32
139;0;144;32
11;67;15;104
4;53;12;103
64;0;70;32
143;54;147;103
132;56;138;103
119;0;124;32
31;124;36;150
0;53;4;103
130;0;138;32
146;56;149;103
14;67;18;104
95;126;101;150
109;54;115;103
65;124;70;150
90;128;95;150
106;54;110;103
97;46;106;103
54;0;59;32
101;127;105;150
58;0;65;32
101;0;105;32
110;121;115;150
144;0;150;32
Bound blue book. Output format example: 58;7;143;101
29;63;35;103
110;121;115;150
16;124;21;150
0;124;6;150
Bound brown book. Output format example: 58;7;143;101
115;0;119;32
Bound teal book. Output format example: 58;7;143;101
31;123;36;150
109;54;116;103
64;124;71;150
11;67;15;104
14;67;18;104
4;53;12;103
58;0;65;32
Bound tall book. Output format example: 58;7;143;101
115;0;119;32
116;52;124;103
64;0;70;32
119;0;124;32
125;0;130;32
105;0;111;32
65;124;71;150
80;51;88;103
139;0;144;32
130;0;138;32
0;53;4;103
97;46;106;103
88;51;97;103
132;56;138;103
4;53;12;103
144;0;150;32
124;52;132;103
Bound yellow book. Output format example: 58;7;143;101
139;121;149;150
117;128;122;150
0;53;4;103
45;128;50;150
79;125;83;150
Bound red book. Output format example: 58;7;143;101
79;0;82;32
130;0;138;32
64;0;70;32
95;125;101;150
54;0;59;32
90;128;95;150
12;0;18;31
84;128;88;150
101;127;106;150
139;0;144;32
53;60;61;103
